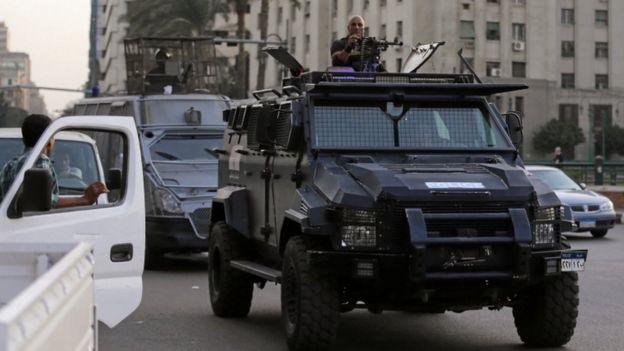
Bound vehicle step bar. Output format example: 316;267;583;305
230;260;282;283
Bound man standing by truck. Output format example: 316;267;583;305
0;114;108;207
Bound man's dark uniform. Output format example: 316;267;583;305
330;37;363;71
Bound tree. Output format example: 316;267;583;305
532;119;585;158
0;92;28;128
604;124;624;159
126;0;229;37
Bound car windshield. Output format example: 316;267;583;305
530;169;581;191
311;102;510;150
142;99;229;126
149;134;223;161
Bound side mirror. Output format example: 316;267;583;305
579;182;587;190
15;168;53;216
503;111;523;149
107;168;123;190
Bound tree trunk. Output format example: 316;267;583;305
235;0;247;98
256;0;269;90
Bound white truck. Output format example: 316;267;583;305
0;115;145;347
0;242;96;351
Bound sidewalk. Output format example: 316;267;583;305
587;185;624;224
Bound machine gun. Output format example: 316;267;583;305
355;37;403;72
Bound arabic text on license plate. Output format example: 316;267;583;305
561;251;587;272
579;220;595;228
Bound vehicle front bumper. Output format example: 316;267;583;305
146;216;208;252
571;210;616;232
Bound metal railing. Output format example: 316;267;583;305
527;161;624;186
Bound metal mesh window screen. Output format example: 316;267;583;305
398;107;496;148
313;106;394;148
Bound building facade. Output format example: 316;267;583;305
0;22;46;114
246;0;624;161
97;0;131;95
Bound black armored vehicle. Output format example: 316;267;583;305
208;45;586;350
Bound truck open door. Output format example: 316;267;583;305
0;115;145;327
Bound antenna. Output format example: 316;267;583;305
457;49;482;83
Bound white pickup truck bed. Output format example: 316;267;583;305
0;242;96;351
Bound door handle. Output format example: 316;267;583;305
110;243;133;262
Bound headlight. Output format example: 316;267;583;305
533;206;560;246
533;223;556;245
154;188;183;214
600;200;614;211
340;208;377;248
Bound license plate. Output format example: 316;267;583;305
579;220;595;228
561;250;588;272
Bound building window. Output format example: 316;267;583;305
595;42;608;58
595;74;609;89
486;22;500;40
364;0;369;10
347;0;353;12
559;104;579;125
595;10;608;26
561;73;575;89
487;0;500;3
364;26;370;37
380;24;386;39
561;9;575;25
486;62;501;77
460;21;475;39
277;7;283;23
512;23;525;41
561;41;575;57
331;0;337;17
380;0;387;6
396;21;403;39
305;35;310;53
304;1;310;18
396;58;403;72
290;36;296;53
290;3;296;19
463;3;470;10
512;62;526;78
512;0;526;5
332;31;337;41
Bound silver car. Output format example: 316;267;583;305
526;165;616;238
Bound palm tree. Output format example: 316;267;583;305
126;0;229;37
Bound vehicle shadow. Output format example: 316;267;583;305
147;252;208;272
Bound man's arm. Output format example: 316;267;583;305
55;181;109;209
331;38;350;65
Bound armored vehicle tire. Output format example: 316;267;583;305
281;236;339;351
208;221;254;318
512;272;579;347
590;229;608;238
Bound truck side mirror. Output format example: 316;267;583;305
16;168;53;216
504;112;523;149
107;168;123;190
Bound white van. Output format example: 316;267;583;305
0;116;145;328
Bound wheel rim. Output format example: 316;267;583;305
284;259;299;333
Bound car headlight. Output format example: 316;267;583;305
340;208;377;248
533;206;560;246
154;188;183;214
600;200;614;211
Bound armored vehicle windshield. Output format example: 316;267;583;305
311;101;512;150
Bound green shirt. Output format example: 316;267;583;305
0;148;59;207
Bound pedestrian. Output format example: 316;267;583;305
0;114;108;207
553;146;564;164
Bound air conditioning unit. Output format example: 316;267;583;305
489;68;502;77
512;41;525;51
